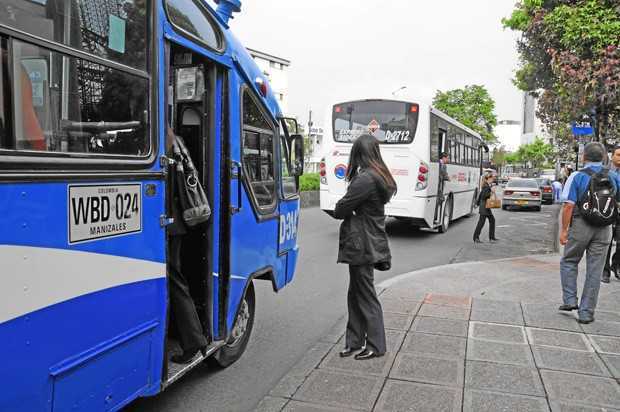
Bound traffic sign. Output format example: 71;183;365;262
572;121;593;136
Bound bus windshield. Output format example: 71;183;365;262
332;100;419;144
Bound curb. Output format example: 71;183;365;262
376;253;559;290
300;191;319;208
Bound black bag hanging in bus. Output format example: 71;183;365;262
577;168;617;227
172;135;211;226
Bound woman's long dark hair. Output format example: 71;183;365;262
346;134;397;202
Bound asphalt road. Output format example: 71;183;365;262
127;202;556;412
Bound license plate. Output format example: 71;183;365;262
516;200;528;205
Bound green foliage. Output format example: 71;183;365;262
505;137;554;168
544;1;620;57
299;173;320;192
503;0;620;146
432;85;498;143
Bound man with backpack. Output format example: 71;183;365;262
559;142;620;324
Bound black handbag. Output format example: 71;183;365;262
172;135;211;227
374;259;391;271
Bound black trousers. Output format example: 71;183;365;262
474;213;495;240
169;236;208;352
603;225;620;279
345;264;386;354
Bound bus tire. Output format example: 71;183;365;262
208;282;256;368
438;197;452;233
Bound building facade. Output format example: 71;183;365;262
495;120;521;152
247;48;290;114
521;92;549;145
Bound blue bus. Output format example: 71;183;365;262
0;0;303;410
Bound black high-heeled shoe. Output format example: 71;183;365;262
339;347;363;358
354;349;384;360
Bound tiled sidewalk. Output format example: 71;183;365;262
258;290;620;412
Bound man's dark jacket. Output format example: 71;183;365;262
334;170;392;266
478;184;493;216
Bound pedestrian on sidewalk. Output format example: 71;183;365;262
603;145;620;283
559;142;620;323
552;180;563;203
333;134;396;361
473;171;498;243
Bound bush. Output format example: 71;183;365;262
299;173;320;192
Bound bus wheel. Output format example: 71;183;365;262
438;198;452;233
208;282;256;368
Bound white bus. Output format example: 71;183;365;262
320;98;487;232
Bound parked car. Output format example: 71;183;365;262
502;178;542;211
536;178;554;205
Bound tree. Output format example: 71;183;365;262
492;146;507;175
432;85;498;143
503;0;620;145
522;137;554;169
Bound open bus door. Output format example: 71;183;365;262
433;128;448;230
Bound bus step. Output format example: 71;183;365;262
165;340;226;388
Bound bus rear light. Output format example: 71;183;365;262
319;158;327;184
416;160;429;191
410;105;418;112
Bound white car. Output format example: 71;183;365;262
502;178;542;211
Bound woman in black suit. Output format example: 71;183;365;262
473;172;498;243
333;134;397;360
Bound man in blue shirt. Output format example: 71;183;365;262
559;142;620;323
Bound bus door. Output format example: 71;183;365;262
279;118;303;283
433;128;448;224
164;43;223;379
220;77;287;351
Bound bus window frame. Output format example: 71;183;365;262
239;84;279;221
278;118;300;200
0;5;159;172
164;0;225;56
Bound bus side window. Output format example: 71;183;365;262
2;39;149;156
0;37;10;149
242;90;277;211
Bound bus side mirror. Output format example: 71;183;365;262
289;134;304;176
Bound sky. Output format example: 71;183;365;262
218;1;523;129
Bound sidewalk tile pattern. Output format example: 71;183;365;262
531;346;611;377
463;390;550;412
541;370;620;409
470;299;524;325
526;328;592;351
374;380;462;412
261;292;620;411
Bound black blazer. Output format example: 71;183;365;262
334;170;391;266
478;184;493;216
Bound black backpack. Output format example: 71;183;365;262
576;168;617;227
